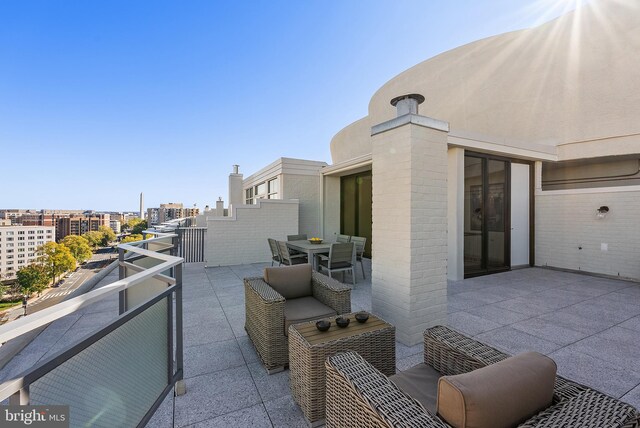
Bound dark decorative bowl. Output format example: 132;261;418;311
308;239;323;245
316;320;331;332
355;312;369;323
335;317;350;328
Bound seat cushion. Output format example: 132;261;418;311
390;363;441;414
284;296;336;335
437;351;557;428
318;259;352;269
264;264;312;299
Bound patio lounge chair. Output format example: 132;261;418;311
244;264;351;373
325;325;640;428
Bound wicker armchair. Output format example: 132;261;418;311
325;325;640;428
245;270;351;373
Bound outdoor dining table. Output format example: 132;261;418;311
286;239;332;271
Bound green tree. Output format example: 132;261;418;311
120;234;144;244
83;231;103;248
98;226;116;246
16;264;49;296
121;217;142;233
37;242;76;285
131;220;148;235
62;235;93;264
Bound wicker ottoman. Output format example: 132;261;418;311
288;313;396;427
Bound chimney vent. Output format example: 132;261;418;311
390;94;425;117
232;165;239;174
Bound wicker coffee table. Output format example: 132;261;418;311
288;313;395;427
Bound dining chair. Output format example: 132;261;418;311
277;241;308;266
350;236;367;279
287;234;308;241
318;242;355;286
267;238;281;266
336;234;350;243
287;234;308;256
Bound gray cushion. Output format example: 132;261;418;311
390;363;441;414
264;264;312;299
437;351;557;428
319;259;352;269
284;296;336;335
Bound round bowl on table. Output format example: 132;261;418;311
335;317;350;328
308;239;323;245
316;320;331;332
355;312;369;323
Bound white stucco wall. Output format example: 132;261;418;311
204;200;299;266
535;188;640;280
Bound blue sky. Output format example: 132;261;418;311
0;0;582;212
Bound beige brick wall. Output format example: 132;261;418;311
204;200;299;266
282;174;322;238
536;189;640;280
372;122;448;345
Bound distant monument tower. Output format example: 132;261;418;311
140;192;144;220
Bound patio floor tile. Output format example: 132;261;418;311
548;347;640;398
189;404;272;428
446;312;502;337
263;395;307;428
474;326;562;355
173;366;261;427
183;339;245;379
510;317;589;346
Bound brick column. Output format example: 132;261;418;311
371;94;449;345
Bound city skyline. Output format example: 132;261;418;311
0;0;584;211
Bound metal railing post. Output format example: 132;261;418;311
174;262;185;396
9;386;29;405
119;246;127;315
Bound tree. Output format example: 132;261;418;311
62;235;93;264
16;264;48;296
83;231;103;248
131;220;148;235
98;226;116;246
37;242;76;285
121;234;144;244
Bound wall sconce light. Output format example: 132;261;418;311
596;206;609;219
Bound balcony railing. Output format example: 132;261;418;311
0;231;184;427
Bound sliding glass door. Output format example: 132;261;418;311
464;154;510;276
341;172;372;258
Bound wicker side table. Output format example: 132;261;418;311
289;313;396;427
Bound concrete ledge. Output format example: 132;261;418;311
371;114;449;136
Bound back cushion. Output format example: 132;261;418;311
263;264;312;299
436;351;557;428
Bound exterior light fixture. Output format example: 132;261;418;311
596;206;609;219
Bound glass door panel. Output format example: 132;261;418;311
464;157;483;274
487;160;507;269
464;155;510;276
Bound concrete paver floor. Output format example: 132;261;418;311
1;261;639;427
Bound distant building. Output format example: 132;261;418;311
110;220;121;234
0;225;55;280
0;209;38;220
147;203;199;226
56;214;110;240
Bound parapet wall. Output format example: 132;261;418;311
204;200;299;266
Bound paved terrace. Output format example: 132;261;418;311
1;261;639;427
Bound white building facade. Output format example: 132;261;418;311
0;225;55;280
